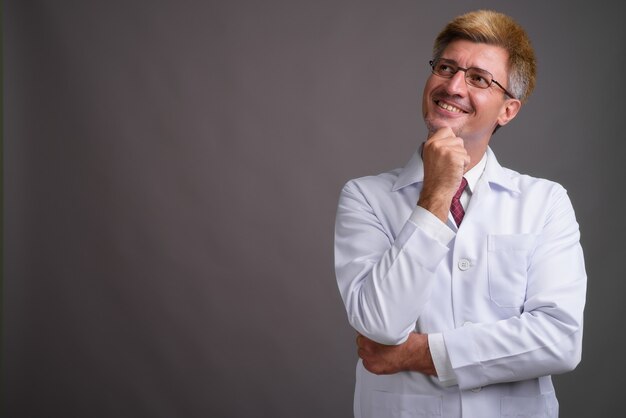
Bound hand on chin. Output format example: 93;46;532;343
425;118;465;139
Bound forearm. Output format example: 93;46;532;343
444;308;583;389
404;333;438;376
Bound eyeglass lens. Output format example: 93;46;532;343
431;59;492;89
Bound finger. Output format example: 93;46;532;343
424;140;466;166
427;126;455;143
357;347;366;359
424;135;465;157
463;154;471;171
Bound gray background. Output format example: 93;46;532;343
2;0;624;417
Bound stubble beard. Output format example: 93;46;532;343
425;116;466;139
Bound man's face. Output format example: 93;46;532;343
422;39;520;145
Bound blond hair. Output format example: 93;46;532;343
433;10;536;103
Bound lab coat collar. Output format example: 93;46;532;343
391;149;424;191
391;145;520;194
481;147;520;194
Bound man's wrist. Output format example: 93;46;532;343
404;333;437;376
417;193;451;224
409;206;455;244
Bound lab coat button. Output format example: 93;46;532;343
458;258;471;271
471;387;482;393
463;321;473;327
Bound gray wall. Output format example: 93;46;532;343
3;1;624;417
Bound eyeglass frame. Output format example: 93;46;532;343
429;58;516;99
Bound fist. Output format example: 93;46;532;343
417;127;470;222
422;127;470;193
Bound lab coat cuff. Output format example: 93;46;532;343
442;325;486;390
428;333;458;387
409;206;455;245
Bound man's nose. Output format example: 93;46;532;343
444;71;468;96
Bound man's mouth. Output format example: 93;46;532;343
435;100;467;114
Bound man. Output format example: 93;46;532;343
334;10;586;418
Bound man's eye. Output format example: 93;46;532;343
468;73;490;87
438;64;454;73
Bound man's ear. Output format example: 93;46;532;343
497;99;522;127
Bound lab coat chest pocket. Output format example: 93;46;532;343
488;234;536;308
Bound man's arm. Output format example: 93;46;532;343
335;183;452;345
335;128;469;345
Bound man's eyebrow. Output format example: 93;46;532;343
438;58;460;65
439;58;490;72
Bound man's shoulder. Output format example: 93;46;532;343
341;167;404;195
499;165;567;196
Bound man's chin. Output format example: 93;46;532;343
425;119;464;138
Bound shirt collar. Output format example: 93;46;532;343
391;145;519;194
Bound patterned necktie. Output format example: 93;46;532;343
450;177;468;227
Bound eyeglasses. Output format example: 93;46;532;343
429;58;515;99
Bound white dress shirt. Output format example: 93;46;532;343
334;147;586;418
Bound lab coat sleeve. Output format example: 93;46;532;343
443;185;587;390
334;180;453;345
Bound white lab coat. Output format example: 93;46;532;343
334;148;586;418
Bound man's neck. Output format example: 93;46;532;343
463;141;489;173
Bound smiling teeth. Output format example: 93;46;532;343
438;101;463;113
